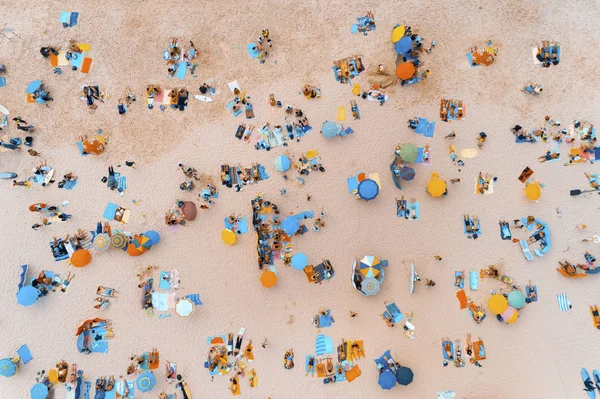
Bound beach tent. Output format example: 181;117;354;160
395;366;414;385
182;201;197;221
399;166;415;181
260;270;277;288
175;298;194;317
222;229;236;246
488;294;508;315
71;249;91;267
378;370;396;390
357;179;379;200
525;182;541;201
361;277;381;296
291;253;308;271
136;371;156;393
17;285;40;306
507;290;526;309
359;255;382;278
400;144;418;163
0;358;17;377
281;216;300;235
395;62;416;80
427;173;446;197
274;155;291;172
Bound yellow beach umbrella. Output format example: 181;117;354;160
427;173;447;197
222;229;236;246
391;25;406;43
488;294;508;315
506;309;519;324
525;182;541;201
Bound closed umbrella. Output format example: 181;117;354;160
71;249;92;267
281;217;300;235
395;366;414;386
17;286;40;306
357;179;379;200
361;277;380;296
321;121;340;138
26;80;42;94
395;36;413;55
378;370;396;390
399;166;415;181
143;230;161;246
0;358;16;377
274;155;291;172
30;383;49;399
110;232;128;249
260;270;277;288
175;298;194;317
525;182;541;201
182;201;197;221
488;294;508;315
427;173;447;197
507;290;526;309
222;229;237;246
399;144;418;163
291;253;308;270
395;62;416;80
136;371;156;393
93;234;110;251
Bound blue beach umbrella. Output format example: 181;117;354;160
281;216;300;235
30;383;49;399
395;366;414;386
321;121;339;138
274;155;291;172
378;370;396;390
0;358;16;377
142;230;161;246
394;36;413;55
136;372;156;393
357;179;379;200
399;166;415;181
17;285;40;306
291;253;308;270
26;80;42;94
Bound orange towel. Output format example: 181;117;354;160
456;289;468;309
345;365;361;382
81;57;92;73
26;94;35;103
50;53;58;67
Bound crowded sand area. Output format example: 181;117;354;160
1;0;600;398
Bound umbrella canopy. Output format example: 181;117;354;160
260;270;277;288
359;255;382;278
525;182;541;201
361;277;381;296
71;249;92;267
321;121;340;138
357;179;379;201
378;370;396;390
274;155;291;172
30;383;49;399
110;232;128;249
136;371;156;393
0;358;17;377
222;229;237;246
17;286;40;306
395;62;416;80
291;253;308;271
391;25;406;43
400;144;418;163
507;290;526;309
182;201;197;221
133;235;152;252
143;230;161;246
126;243;143;257
501;306;517;323
281;216;300;235
395;36;413;55
175;298;194;317
93;233;110;251
427;173;447;197
506;309;519;324
395;366;414;386
399;166;415;181
488;294;508;315
26;80;42;94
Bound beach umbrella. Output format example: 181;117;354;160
321;121;339;138
0;358;16;377
359;255;382;278
525;182;541;201
136;371;156;393
394;36;413;55
378;370;396;390
181;201;197;221
391;25;406;43
222;229;237;246
357;179;379;200
395;366;414;386
281;216;300;235
427;173;446;197
291;253;308;271
260;270;277;288
506;309;519;324
399;166;415;181
110;232;128;249
399;144;418;163
71;249;92;267
93;233;110;251
175;298;194;317
488;294;508;315
501;306;517;323
395;62;416;80
143;230;161;246
26;80;42;94
126;243;143;257
17;286;40;306
361;277;380;296
274;155;291;172
507;290;526;309
30;383;49;399
134;235;152;252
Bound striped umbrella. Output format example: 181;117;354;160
399;166;415;181
110;232;128;250
93;233;110;251
361;277;380;296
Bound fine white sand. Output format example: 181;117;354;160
1;1;600;398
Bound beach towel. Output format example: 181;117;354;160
81;58;92;73
315;334;334;356
414;117;436;137
557;293;571;312
176;62;187;79
469;271;479;290
185;294;203;305
17;344;32;364
456;290;467;309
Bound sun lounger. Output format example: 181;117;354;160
520;239;534;261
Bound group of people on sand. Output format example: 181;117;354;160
536;41;560;67
166;39;198;77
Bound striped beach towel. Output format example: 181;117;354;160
557;294;571;312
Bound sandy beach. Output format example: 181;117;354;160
1;1;600;398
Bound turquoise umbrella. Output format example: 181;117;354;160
291;253;308;270
30;383;49;399
282;216;300;235
26;80;42;94
274;155;291;172
508;290;526;309
321;121;339;138
17;285;39;306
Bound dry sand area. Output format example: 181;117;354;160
1;0;600;398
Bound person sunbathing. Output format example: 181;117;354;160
527;231;545;245
558;261;577;276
